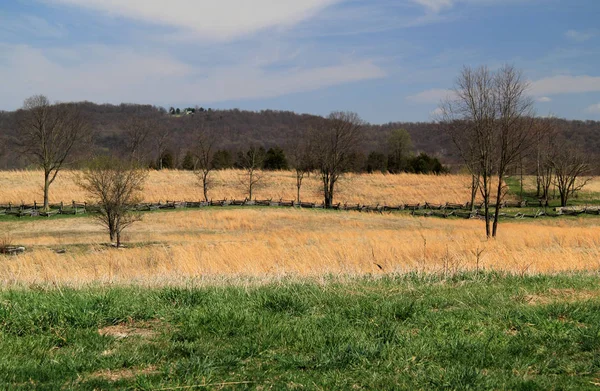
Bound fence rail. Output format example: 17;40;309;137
0;199;586;220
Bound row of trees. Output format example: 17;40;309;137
11;97;384;244
181;113;444;206
532;118;590;207
439;65;591;238
178;142;444;175
182;111;365;207
11;95;423;220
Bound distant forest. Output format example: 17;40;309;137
1;102;599;173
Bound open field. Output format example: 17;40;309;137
2;171;600;389
2;207;600;285
0;169;483;205
2;274;600;390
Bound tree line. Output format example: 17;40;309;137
7;98;441;246
3;63;595;244
2;102;598;171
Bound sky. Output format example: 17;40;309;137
0;0;599;123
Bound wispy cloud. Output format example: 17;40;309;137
43;0;343;41
412;0;454;13
537;96;552;102
406;88;453;103
0;44;385;109
585;103;600;114
565;29;597;42
411;0;530;13
530;75;600;96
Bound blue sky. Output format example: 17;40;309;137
1;0;599;123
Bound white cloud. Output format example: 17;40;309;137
430;107;444;117
408;74;600;106
565;29;597;42
412;0;454;13
585;103;600;114
411;0;529;13
0;44;385;109
530;75;600;96
44;0;342;40
406;88;453;103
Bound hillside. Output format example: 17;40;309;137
0;102;598;170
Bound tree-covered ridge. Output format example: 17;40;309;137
0;102;598;172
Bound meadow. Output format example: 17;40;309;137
2;170;600;389
0;169;483;205
0;170;599;285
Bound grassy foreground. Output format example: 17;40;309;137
2;273;600;390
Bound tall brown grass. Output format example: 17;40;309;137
0;169;482;205
2;208;600;286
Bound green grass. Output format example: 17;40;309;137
504;176;600;207
1;273;600;390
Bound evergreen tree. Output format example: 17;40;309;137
211;150;234;169
365;151;387;173
263;146;289;170
181;150;196;170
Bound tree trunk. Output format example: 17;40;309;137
296;172;302;203
519;159;524;202
482;174;491;238
492;175;503;238
470;174;479;213
248;170;254;200
560;188;568;207
322;176;330;208
116;231;121;248
202;171;209;202
43;170;51;211
326;178;336;208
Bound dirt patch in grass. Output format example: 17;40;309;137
522;288;600;305
86;365;158;382
98;319;165;339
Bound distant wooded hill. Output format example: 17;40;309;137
0;102;598;171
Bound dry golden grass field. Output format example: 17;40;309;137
0;169;482;205
2;207;600;286
1;169;600;286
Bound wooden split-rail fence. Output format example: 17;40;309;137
0;198;587;220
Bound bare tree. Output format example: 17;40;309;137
440;67;497;236
387;128;413;173
490;65;536;236
533;118;559;204
313;112;363;208
237;146;266;200
122;114;157;163
153;122;171;170
439;65;536;237
16;95;89;210
287;129;314;203
193;125;217;202
78;157;147;247
550;144;590;207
